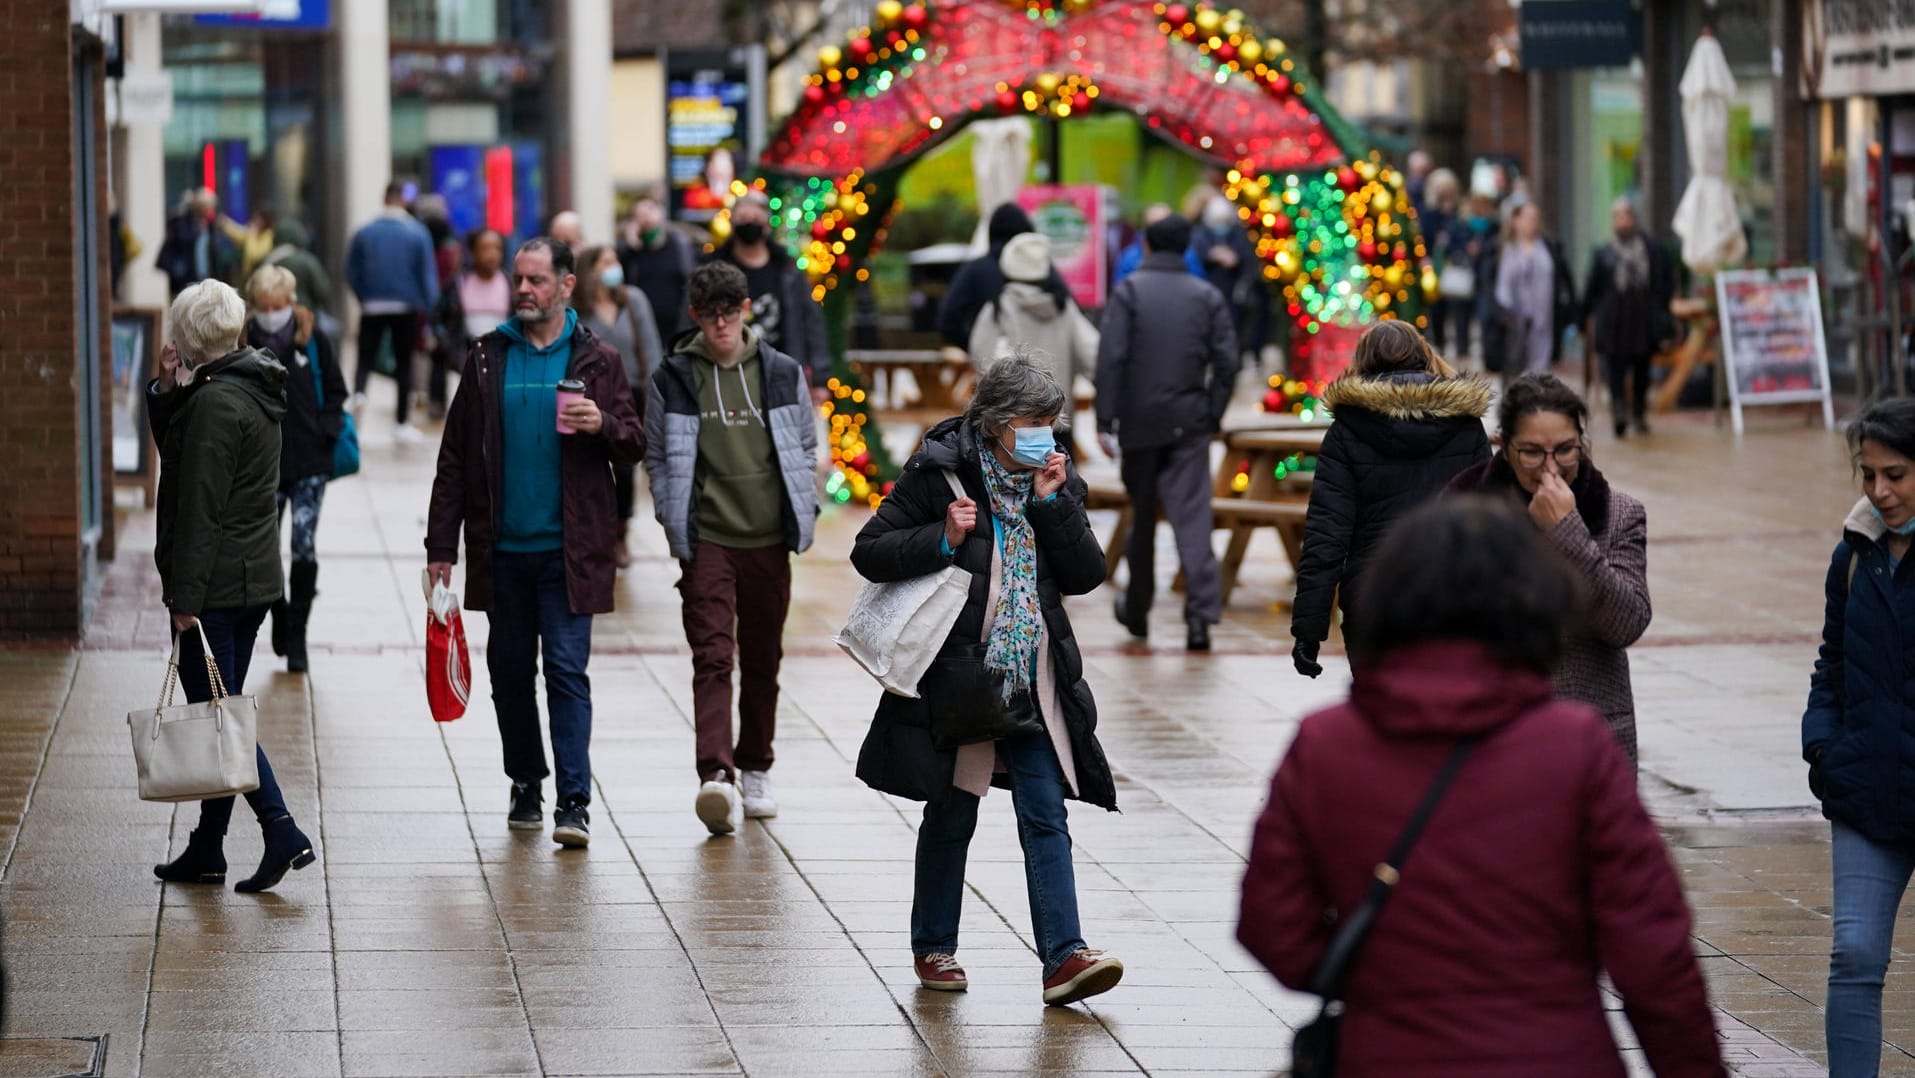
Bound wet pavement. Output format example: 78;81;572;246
2;373;1905;1076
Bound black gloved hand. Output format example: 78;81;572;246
1292;639;1323;679
1807;744;1827;801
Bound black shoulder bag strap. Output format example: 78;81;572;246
1310;737;1479;998
1291;737;1480;1078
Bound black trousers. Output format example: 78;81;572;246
1606;349;1654;424
355;311;418;425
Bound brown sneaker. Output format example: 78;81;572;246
914;952;968;992
1042;948;1123;1006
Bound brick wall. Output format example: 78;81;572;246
0;3;86;638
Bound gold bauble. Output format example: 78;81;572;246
876;0;903;24
1239;38;1263;62
1195;7;1222;33
818;45;842;69
1036;71;1062;93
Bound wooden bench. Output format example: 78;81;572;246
1082;475;1314;605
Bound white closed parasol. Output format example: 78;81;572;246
1671;31;1747;275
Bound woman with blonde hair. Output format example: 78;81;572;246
1291;320;1492;677
245;264;346;673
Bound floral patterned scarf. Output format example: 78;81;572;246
979;437;1041;702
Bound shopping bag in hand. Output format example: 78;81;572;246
423;570;471;723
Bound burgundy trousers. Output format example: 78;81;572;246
679;540;792;782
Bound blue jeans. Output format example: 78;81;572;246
1828;821;1915;1077
488;550;594;804
173;605;290;835
911;731;1085;979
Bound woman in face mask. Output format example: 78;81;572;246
574;244;663;569
850;353;1124;1007
245;265;346;674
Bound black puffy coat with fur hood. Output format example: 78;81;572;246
1290;371;1493;644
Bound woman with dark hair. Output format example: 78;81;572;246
1240;498;1723;1077
1803;397;1915;1075
851;353;1123;1007
1446;374;1651;762
574;243;662;568
1291;320;1491;678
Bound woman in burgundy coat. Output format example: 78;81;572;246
1238;499;1722;1078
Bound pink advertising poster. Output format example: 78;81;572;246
1015;185;1107;309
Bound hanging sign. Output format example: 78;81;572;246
1715;268;1836;434
1519;1;1641;70
1016;185;1108;309
1804;0;1915;98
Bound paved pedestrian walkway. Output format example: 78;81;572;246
1;378;1902;1076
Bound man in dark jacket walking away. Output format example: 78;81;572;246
1583;197;1677;438
1095;214;1239;650
425;238;645;850
707;192;830;399
646;262;819;836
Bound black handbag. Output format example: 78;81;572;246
919;643;1046;750
1290;738;1479;1078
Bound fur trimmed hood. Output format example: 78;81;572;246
1323;370;1494;421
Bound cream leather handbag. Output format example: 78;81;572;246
127;624;261;803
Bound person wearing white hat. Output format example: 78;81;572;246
967;231;1098;454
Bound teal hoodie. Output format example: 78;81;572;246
496;309;577;553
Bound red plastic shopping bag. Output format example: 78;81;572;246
423;570;470;723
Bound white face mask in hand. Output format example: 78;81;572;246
173;347;198;387
255;308;294;334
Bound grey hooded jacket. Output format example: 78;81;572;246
645;328;818;561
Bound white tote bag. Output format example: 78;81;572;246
127;623;262;803
836;471;973;697
1438;261;1476;301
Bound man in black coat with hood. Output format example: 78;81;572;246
938;203;1073;350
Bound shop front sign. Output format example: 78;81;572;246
1805;0;1915;97
1519;0;1641;70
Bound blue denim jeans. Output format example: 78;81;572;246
1828;821;1915;1077
488;550;594;804
173;605;290;835
911;731;1085;979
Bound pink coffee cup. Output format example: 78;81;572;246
555;379;587;434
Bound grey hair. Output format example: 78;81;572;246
246;264;298;307
965;350;1068;436
168;279;248;366
1610;195;1639;218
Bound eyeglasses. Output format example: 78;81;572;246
1511;443;1583;469
695;306;745;327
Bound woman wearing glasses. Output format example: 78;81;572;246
1447;374;1651;763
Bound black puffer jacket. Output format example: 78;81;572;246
1290;372;1493;644
247;306;345;486
850;417;1117;810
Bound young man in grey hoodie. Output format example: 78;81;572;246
645;262;819;835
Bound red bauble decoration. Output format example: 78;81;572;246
836;254;852;271
1270;213;1293;236
1165;4;1190;27
849;37;873;61
811;220;832;240
1215;42;1237;63
1263;389;1284;411
1270;74;1291;95
852;451;872;470
902;4;928;31
803;85;825;106
1072;91;1090;111
1336;167;1358;191
1358;240;1377;261
997;89;1020;113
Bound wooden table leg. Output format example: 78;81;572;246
1105;508;1132;584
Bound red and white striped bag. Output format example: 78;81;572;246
423;570;470;723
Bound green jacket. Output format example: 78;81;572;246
150;347;289;615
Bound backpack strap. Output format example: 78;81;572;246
307;335;324;406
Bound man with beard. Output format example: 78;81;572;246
425;238;645;849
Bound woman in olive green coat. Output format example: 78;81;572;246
148;279;317;894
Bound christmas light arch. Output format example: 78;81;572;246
742;0;1434;505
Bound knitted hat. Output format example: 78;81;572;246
998;232;1052;283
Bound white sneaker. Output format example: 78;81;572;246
695;780;737;835
348;392;367;413
739;770;777;819
393;424;424;446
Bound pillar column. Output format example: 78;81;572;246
337;0;391;260
1639;0;1681;235
118;13;169;311
1771;0;1812;264
565;0;615;242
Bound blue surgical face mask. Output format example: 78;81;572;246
1006;426;1055;468
599;265;625;290
1870;504;1915;536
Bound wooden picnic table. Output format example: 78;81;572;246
846;349;971;417
1084;421;1329;605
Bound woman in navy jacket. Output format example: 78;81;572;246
1804;398;1915;1076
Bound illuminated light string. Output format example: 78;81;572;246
750;0;1436;494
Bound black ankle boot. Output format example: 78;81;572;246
269;598;289;657
235;815;316;893
286;562;318;674
154;828;227;884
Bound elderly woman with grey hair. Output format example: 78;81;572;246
851;353;1123;1008
246;264;346;673
148;279;317;893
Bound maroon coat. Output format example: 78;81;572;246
425;322;644;614
1239;641;1722;1078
